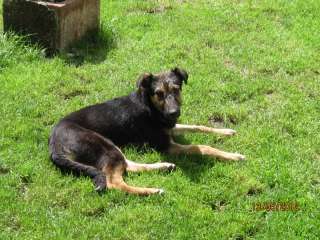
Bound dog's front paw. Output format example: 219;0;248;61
228;153;245;161
156;188;165;195
221;129;237;136
207;127;237;136
163;162;176;172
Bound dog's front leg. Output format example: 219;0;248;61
125;160;176;172
172;124;236;136
168;141;245;161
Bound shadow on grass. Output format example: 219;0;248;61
161;135;217;183
59;25;116;66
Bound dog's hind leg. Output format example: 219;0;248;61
51;153;106;192
125;160;175;172
172;124;236;136
168;141;245;161
103;164;164;195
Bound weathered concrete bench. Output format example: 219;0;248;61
3;0;100;54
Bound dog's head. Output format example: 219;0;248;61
136;67;188;127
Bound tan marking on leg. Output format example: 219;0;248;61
168;142;245;161
103;165;164;196
126;160;175;172
172;124;237;136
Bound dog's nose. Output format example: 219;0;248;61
168;109;180;119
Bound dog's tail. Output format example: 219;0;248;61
50;153;107;192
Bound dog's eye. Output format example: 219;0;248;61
155;90;164;99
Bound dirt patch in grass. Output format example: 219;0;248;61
247;186;263;196
208;114;225;128
127;4;173;15
265;89;274;96
62;89;89;100
18;174;33;196
0;166;10;175
224;58;238;72
6;216;22;231
233;234;245;240
208;113;240;126
209;200;228;211
145;5;173;14
82;206;108;217
245;225;260;238
228;115;239;124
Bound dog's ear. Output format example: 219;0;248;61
172;67;188;85
136;73;154;91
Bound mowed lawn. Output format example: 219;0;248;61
1;0;320;239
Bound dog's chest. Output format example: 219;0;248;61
105;109;170;150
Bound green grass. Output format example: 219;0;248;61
1;0;320;239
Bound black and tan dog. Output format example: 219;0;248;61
49;68;245;195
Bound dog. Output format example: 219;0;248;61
49;67;245;195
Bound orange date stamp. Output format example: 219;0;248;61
253;202;300;211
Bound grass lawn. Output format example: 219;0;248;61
1;0;320;239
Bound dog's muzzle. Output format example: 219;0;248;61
167;109;180;120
